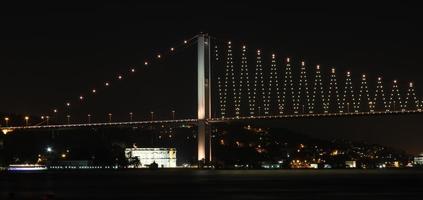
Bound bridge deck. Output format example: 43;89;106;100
2;109;422;132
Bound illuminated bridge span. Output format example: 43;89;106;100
4;109;423;131
3;119;198;131
2;33;422;163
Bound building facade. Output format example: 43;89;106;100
125;148;177;168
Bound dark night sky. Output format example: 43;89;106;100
0;2;422;154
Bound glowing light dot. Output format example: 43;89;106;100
316;65;320;69
157;54;161;58
287;58;290;63
66;102;70;107
144;61;148;66
301;61;305;66
331;68;335;73
131;68;135;72
105;82;109;86
184;40;187;44
118;75;122;80
79;96;84;100
394;80;397;84
53;109;58;113
92;89;96;93
170;47;174;51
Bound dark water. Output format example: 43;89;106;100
1;169;423;200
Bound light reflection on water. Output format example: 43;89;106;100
1;169;423;199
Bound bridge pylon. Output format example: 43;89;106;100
197;33;212;165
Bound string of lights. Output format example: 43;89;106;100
267;54;281;115
252;50;265;116
311;65;325;113
388;80;404;111
404;82;419;110
341;71;357;113
216;44;226;118
40;36;198;124
372;77;388;112
295;61;310;114
281;58;295;114
358;74;370;112
220;41;234;118
238;45;250;117
327;68;341;113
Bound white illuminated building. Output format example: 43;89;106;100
125;148;177;168
414;153;423;165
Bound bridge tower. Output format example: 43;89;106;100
197;34;212;164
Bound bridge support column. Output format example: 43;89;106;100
197;34;212;165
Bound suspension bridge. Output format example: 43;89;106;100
1;33;422;163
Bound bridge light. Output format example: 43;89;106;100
4;117;9;126
24;116;29;126
157;54;161;58
316;65;320;70
144;61;148;66
131;68;135;72
53;109;58;113
105;82;109;86
170;47;174;51
184;40;187;44
287;57;290;63
66;102;70;107
79;96;84;100
118;75;122;80
301;61;305;66
92;89;96;93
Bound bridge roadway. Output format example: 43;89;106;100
2;109;422;132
